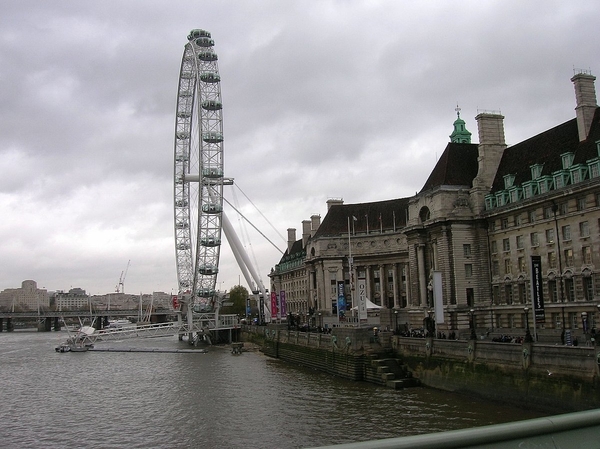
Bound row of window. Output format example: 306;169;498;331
491;193;600;232
490;245;594;276
491;275;596;304
491;221;592;254
485;144;600;210
492;311;598;330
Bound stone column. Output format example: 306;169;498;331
403;263;410;308
417;244;427;307
366;265;372;305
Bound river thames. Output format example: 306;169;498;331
1;330;547;448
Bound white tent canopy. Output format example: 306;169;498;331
351;298;382;310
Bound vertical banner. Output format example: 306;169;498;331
246;297;251;317
172;295;179;310
432;271;444;324
270;291;278;321
357;278;367;322
279;290;287;318
337;281;346;321
530;255;545;322
259;295;265;324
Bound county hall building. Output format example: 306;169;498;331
270;71;600;341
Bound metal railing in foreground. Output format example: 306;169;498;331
308;408;600;449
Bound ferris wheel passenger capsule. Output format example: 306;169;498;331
198;51;218;62
202;131;223;143
188;29;211;40
200;72;220;83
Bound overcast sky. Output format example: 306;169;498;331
1;1;598;296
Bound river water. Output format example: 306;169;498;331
1;330;546;448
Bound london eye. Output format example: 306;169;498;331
173;29;271;335
173;29;227;324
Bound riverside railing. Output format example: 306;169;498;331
308;408;600;449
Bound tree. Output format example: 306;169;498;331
222;285;249;316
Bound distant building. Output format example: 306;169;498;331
54;288;90;311
271;71;600;338
0;280;49;311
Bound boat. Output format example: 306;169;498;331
54;339;94;353
105;319;136;330
55;324;96;353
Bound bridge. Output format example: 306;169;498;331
0;308;174;320
0;309;240;345
0;309;174;332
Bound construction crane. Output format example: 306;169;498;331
115;260;131;293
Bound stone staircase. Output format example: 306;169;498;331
367;357;421;390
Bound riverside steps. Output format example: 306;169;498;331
242;325;600;413
243;325;419;388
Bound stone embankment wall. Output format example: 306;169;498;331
395;336;600;413
243;325;415;386
243;325;600;413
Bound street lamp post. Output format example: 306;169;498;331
582;311;588;335
524;307;533;343
394;310;398;335
469;309;476;340
318;312;322;331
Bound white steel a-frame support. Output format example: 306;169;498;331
222;211;270;321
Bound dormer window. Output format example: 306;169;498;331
522;180;537;199
561;152;574;169
509;187;521;203
485;194;497;210
503;174;515;189
530;164;544;180
538;176;553;194
589;159;600;178
496;191;509;207
570;164;587;184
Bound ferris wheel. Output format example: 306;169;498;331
173;29;228;319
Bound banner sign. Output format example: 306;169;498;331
259;295;265;324
172;295;179;310
357;278;367;321
271;291;278;320
279;290;287;318
246;297;251;317
530;255;545;322
337;281;346;320
432;271;444;324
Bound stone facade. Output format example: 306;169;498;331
270;72;600;340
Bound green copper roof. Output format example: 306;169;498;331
450;106;472;143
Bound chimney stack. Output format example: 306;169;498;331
302;220;311;247
310;214;321;237
571;71;597;142
287;228;296;254
475;112;506;147
471;112;508;213
326;198;344;210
